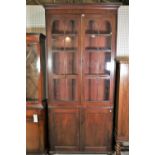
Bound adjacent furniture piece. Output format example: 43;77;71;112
115;57;129;155
45;4;120;154
26;33;47;155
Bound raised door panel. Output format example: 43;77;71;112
116;62;129;141
48;108;80;151
26;121;40;152
81;108;113;152
26;109;45;153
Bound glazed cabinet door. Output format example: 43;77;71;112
26;34;46;104
48;108;80;151
46;15;81;106
26;41;40;102
81;14;116;106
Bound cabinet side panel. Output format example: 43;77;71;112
117;63;129;140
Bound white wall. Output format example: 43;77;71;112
26;5;45;34
117;6;129;56
26;5;45;28
26;5;129;56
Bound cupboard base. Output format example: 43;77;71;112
115;141;129;155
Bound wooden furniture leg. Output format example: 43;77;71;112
115;142;121;155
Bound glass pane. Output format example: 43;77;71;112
85;36;111;51
53;52;77;75
84;79;110;101
50;17;80;103
52;19;78;34
53;79;77;101
84;52;111;75
26;43;39;101
52;35;77;51
86;20;111;34
83;18;111;102
51;19;78;75
85;20;112;51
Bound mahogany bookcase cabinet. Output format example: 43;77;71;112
115;57;129;155
26;33;47;155
45;3;121;154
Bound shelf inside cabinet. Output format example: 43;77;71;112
52;47;77;52
52;32;77;36
53;74;77;79
26;98;38;102
85;74;110;79
86;32;112;37
85;47;111;52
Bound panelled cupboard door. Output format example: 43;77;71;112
81;108;113;152
46;15;81;106
48;108;80;151
26;109;45;153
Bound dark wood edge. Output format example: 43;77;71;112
26;152;48;155
26;33;46;37
115;56;129;63
26;99;47;109
26;33;46;43
47;105;114;109
49;150;114;154
26;104;45;109
44;3;122;10
116;139;129;143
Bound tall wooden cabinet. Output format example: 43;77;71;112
45;4;120;154
26;33;47;155
115;57;129;155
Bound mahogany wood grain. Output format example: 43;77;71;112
81;108;113;152
45;3;120;153
26;108;47;154
115;57;129;155
48;108;80;151
26;33;47;154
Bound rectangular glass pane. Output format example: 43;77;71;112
53;52;77;75
84;79;110;101
53;79;77;101
85;19;111;34
84;52;111;75
26;43;39;101
52;19;78;34
50;17;80;103
85;19;112;51
52;35;77;51
85;36;111;51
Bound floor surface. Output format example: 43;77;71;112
55;152;129;155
